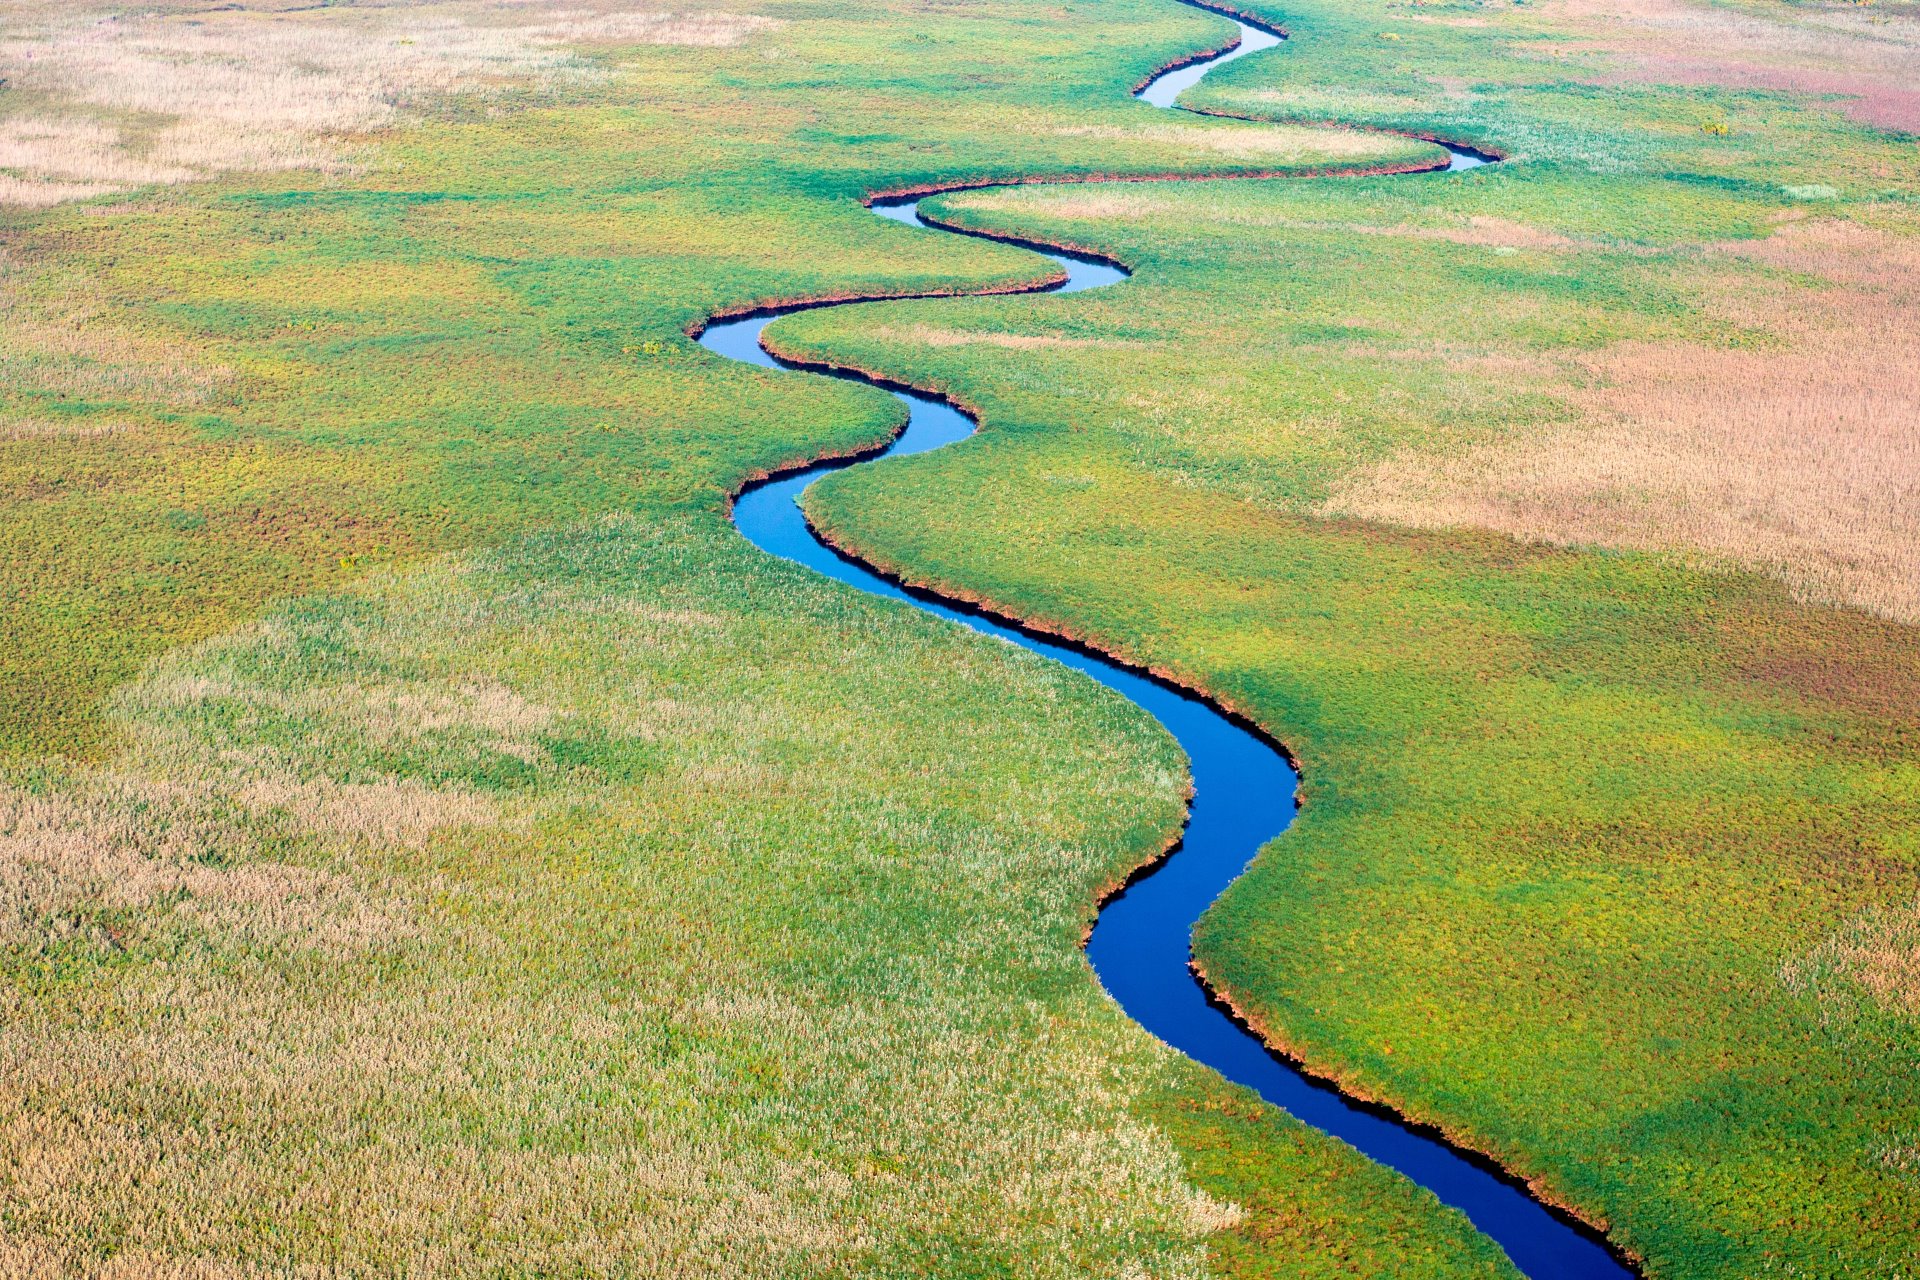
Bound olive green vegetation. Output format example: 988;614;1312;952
773;0;1920;1273
0;0;1433;757
5;0;1916;1274
2;510;1505;1276
0;0;1523;1275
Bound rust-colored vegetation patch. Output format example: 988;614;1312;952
1716;597;1920;724
1328;216;1920;624
1546;0;1920;133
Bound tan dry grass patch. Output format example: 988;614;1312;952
237;777;502;848
1784;896;1920;1021
138;667;556;746
0;314;232;407
0;982;858;1278
965;188;1588;253
0;1241;295;1280
0;775;419;954
0;1;783;205
1356;214;1578;251
0;116;193;200
0;175;121;207
0;240;235;411
1242;85;1448;118
130;666;562;798
0;417;133;441
992;190;1164;221
1327;217;1920;624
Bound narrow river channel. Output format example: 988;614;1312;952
697;5;1634;1275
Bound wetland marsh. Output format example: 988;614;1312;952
1;0;1917;1274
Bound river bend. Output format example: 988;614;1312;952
697;7;1632;1276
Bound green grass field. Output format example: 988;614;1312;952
2;0;1917;1273
784;0;1920;1269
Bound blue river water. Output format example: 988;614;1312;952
698;6;1631;1275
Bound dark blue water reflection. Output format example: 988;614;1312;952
697;9;1624;1276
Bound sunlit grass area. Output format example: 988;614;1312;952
3;0;1917;1272
0;0;1433;758
767;0;1920;1269
1;507;1520;1276
0;0;1517;1274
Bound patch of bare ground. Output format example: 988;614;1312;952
1326;216;1920;624
1545;0;1920;133
0;1;783;205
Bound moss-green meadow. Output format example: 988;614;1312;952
2;0;1916;1274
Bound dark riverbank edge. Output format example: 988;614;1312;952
690;11;1636;1273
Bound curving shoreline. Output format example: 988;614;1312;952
696;6;1632;1277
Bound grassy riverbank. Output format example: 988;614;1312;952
782;0;1920;1271
0;0;1439;760
4;508;1514;1277
5;0;1916;1272
0;0;1514;1274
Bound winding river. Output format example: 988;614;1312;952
698;7;1633;1276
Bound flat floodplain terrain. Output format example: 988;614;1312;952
786;0;1920;1269
0;0;1502;1276
1;0;1916;1276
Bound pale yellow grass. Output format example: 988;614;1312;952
1366;215;1577;250
0;0;782;205
0;314;228;404
0;235;234;438
1327;217;1920;624
0;774;431;956
0;417;130;440
1241;85;1457;123
975;188;1591;251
